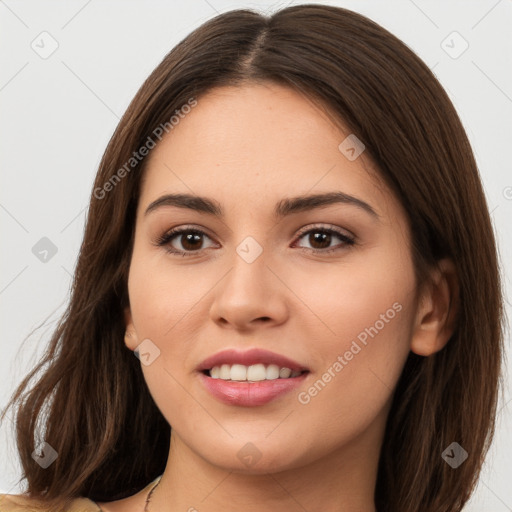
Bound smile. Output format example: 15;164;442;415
199;369;309;407
206;363;305;381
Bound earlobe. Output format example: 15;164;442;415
124;307;139;351
410;258;459;357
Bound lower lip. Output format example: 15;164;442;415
198;371;308;407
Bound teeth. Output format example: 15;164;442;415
266;364;280;380
208;363;303;381
279;367;292;378
219;364;231;379
247;363;267;381
230;364;247;381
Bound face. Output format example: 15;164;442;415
125;82;420;473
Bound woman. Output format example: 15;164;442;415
0;4;504;512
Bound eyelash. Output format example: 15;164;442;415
155;224;355;257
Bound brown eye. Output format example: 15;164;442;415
176;231;205;251
156;227;216;256
306;231;333;250
155;224;354;257
294;226;355;254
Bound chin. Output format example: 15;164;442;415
194;437;309;474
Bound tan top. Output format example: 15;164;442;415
0;477;161;512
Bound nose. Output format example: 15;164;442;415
209;241;289;331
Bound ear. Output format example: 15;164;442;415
410;258;459;356
124;307;140;351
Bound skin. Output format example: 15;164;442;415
97;83;457;512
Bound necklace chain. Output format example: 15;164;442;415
143;477;161;512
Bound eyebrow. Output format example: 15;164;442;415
144;191;379;220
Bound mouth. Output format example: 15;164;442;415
201;363;308;381
197;347;309;375
197;348;310;406
199;369;309;407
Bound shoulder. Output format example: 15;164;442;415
0;493;100;512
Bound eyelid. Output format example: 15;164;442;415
294;223;354;240
155;223;355;256
154;224;218;251
291;224;355;253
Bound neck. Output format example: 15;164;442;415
148;415;386;512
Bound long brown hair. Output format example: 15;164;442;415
1;5;504;511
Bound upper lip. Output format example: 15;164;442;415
198;348;309;372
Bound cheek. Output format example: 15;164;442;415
127;263;196;427
289;249;415;420
285;247;414;346
127;241;204;339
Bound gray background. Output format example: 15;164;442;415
1;0;511;510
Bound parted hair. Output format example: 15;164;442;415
1;5;504;512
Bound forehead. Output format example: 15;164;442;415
139;83;399;223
